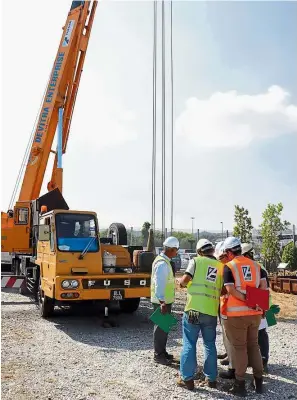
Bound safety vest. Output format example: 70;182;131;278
151;254;175;304
185;256;223;317
226;256;263;317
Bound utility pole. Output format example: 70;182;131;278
197;229;200;241
293;224;296;247
191;217;195;235
130;227;133;246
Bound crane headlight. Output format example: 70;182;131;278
61;280;79;289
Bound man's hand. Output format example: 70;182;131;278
160;302;167;314
179;274;192;288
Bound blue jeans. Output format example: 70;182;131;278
180;312;217;382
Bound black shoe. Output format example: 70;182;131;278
165;352;174;361
229;379;247;397
219;369;235;380
205;378;217;388
154;355;171;365
220;358;229;366
253;376;264;394
217;352;228;360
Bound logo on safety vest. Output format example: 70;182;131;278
206;266;217;282
242;265;252;281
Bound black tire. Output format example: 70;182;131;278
119;298;140;313
38;279;54;318
108;223;127;245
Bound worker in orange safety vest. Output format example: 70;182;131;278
222;237;268;396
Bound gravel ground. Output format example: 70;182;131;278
1;290;297;400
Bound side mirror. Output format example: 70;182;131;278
39;225;50;241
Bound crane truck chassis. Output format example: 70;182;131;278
7;189;153;318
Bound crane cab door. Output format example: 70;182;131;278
13;202;32;253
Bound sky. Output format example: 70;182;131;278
1;0;297;232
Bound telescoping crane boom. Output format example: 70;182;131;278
2;1;97;256
1;1;153;319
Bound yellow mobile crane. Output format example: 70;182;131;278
1;1;154;318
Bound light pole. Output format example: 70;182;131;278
220;221;224;241
191;217;195;235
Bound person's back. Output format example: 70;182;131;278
223;237;267;396
185;255;223;317
226;255;263;318
177;239;224;390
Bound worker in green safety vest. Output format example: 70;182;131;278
177;239;224;391
151;236;179;365
241;243;271;373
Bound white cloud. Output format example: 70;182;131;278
176;85;297;148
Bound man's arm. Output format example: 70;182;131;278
223;265;246;302
259;268;268;290
155;262;169;301
178;259;195;287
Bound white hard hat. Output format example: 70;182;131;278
163;236;179;249
241;243;253;254
196;238;214;252
214;241;224;257
215;241;225;259
224;236;241;251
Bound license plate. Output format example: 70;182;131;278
110;289;125;301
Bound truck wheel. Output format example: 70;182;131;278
119;298;140;313
108;223;127;245
38;280;54;318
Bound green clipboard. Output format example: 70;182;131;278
149;307;178;333
265;309;277;327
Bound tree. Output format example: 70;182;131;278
99;229;108;237
141;221;151;246
233;205;253;243
260;203;290;271
282;242;297;271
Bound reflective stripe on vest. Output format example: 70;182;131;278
150;255;175;304
226;256;262;317
185;256;223;317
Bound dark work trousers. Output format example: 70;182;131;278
258;328;269;363
153;303;172;357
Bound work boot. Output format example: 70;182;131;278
205;378;217;388
219;368;235;379
253;376;264;394
217;352;228;360
154;355;171;365
197;378;217;388
220;358;229;366
165;351;174;361
177;377;194;390
229;379;247;397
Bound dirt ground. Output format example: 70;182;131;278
271;291;297;320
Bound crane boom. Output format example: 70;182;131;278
18;1;97;201
1;1;97;256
